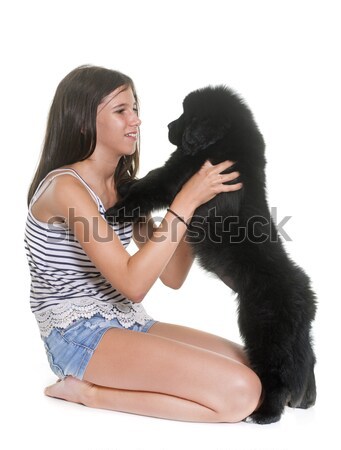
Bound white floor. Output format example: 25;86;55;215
4;263;338;450
4;342;335;450
7;388;328;450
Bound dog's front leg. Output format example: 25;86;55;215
105;165;188;223
105;167;169;222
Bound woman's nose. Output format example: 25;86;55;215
131;111;142;127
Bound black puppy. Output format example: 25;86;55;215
105;85;317;424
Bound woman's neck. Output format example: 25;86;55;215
63;158;119;209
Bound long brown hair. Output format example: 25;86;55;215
27;65;140;205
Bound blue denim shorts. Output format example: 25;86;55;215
42;314;156;380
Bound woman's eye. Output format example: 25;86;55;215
115;107;138;114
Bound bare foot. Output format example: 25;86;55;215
44;376;95;406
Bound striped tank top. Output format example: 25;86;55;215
25;168;152;337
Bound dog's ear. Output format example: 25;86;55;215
182;117;228;155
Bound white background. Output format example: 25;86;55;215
1;0;340;449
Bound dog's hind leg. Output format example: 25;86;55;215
288;367;316;409
297;370;317;409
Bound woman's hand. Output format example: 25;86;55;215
176;160;242;210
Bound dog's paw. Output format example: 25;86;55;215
117;180;137;198
244;397;284;425
288;370;316;410
245;410;282;425
288;392;316;410
105;201;145;224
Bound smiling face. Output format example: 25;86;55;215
95;86;141;158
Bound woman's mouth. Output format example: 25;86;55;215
125;132;138;141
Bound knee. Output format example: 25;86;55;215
216;368;262;423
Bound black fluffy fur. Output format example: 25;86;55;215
105;85;317;424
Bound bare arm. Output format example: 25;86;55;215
133;216;194;289
50;160;241;303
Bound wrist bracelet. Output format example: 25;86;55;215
167;208;190;229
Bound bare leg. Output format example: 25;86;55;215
45;325;261;423
147;322;249;365
45;375;248;422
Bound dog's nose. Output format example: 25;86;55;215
168;120;175;130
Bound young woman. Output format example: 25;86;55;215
25;65;262;423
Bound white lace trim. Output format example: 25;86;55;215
35;297;153;337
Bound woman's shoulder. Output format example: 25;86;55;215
51;171;99;210
31;169;99;223
40;168;88;199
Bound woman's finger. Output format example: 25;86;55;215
212;159;236;174
201;160;213;169
221;171;240;182
222;182;243;191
